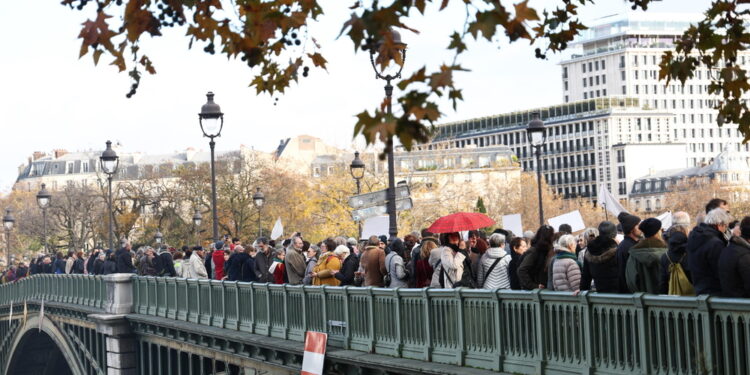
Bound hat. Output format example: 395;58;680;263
639;218;662;238
378;235;388;244
214;241;224;250
618;212;642;235
558;224;572;234
598;221;617;239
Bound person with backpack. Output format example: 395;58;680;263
477;233;512;289
580;221;619;293
432;232;475;288
626;218;667;294
659;212;694;295
719;216;750;297
384;239;408;288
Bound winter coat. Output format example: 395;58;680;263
659;230;691;294
517;244;553;290
65;257;75;274
313;252;342;286
184;253;208;279
284;246;306;285
254;250;273;282
173;260;183;277
719;236;750;298
154;252;177;277
385;252;408;288
270;258;285;284
226;252;250;281
626;237;667;294
551;251;581;291
303;257;317;285
360;246;387;287
115;248;136;273
54;258;66;274
476;247;511;289
687;223;728;295
138;256;157;276
616;236;638;293
414;256;433;288
580;236;619;293
240;256;258;282
434;246;470;289
212;250;226;280
102;259;117;275
428;248;444;288
335;254;359;286
508;250;523;290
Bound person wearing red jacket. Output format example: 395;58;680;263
212;241;227;280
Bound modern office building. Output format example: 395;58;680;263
426;97;680;200
560;12;750;167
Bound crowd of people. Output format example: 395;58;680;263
2;197;748;298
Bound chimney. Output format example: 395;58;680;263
32;151;46;161
53;149;68;159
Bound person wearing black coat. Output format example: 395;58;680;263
73;256;85;274
719;216;750;297
335;249;360;286
658;227;691;294
93;256;104;275
115;242;136;273
153;250;177;277
53;253;67;274
581;221;619;293
102;251;118;275
239;254;258;283
616;212;642;293
517;226;555;290
86;250;99;274
226;249;251;281
687;208;731;296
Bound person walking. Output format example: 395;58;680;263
580;221;619;293
517;225;555;290
616;212;642;293
688;207;732;295
477;233;512;289
719;216;750;297
333;245;359;286
285;236;306;285
360;236;387;287
184;246;208;279
312;241;343;286
550;234;582;292
626;218;667;294
385;238;408;288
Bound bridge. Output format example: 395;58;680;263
0;275;748;375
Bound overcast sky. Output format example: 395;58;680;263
0;1;710;193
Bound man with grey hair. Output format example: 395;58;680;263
476;233;511;289
671;211;691;231
688;208;732;295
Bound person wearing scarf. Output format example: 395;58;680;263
269;249;286;284
550;234;582;292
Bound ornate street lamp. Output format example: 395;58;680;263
198;92;224;243
100;140;119;250
154;230;163;245
526;112;547;226
252;187;265;238
350;151;365;239
36;183;52;254
3;209;15;267
368;28;406;241
192;209;202;247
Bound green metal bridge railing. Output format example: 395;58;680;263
1;274;749;374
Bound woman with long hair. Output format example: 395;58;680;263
517;225;556;290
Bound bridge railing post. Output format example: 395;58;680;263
103;273;135;315
90;273;137;375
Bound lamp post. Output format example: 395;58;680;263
252;187;265;238
36;183;52;254
349;151;365;239
100;140;119;250
526;112;547;226
368;28;407;241
154;230;163;247
192;209;202;246
3;209;15;267
198;92;224;243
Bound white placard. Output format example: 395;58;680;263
656;211;672;230
361;216;389;240
548;210;586;233
502;214;523;237
270;218;284;240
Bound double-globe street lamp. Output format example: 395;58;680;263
100;140;120;250
198;92;224;243
526;112;547;226
3;209;15;267
350;151;365;239
252;188;265;238
36;183;52;254
368;29;407;241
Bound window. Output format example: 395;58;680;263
621;71;626;80
582;63;586;73
603;89;607;96
601;60;605;69
595;76;600;85
595;61;599;70
620;56;625;68
588;62;592;72
602;75;606;84
583;78;587;87
584;92;588;99
564;81;568;91
622;85;626;94
589;77;593;86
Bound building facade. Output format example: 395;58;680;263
560;13;750;167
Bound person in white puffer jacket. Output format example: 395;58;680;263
477;233;512;289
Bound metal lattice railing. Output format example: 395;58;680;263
0;274;106;310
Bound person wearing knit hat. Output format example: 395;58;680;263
616;211;642;293
625;218;667;294
580;221;620;293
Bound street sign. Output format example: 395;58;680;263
348;185;410;209
351;198;413;222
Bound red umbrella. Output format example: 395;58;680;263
427;212;496;234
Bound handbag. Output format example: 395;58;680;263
383;256;393;286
